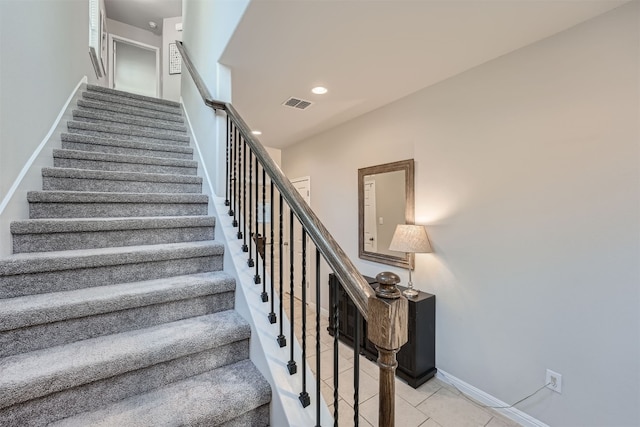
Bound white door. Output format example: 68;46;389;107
289;177;311;299
363;180;377;252
110;36;159;97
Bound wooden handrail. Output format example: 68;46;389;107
175;40;376;319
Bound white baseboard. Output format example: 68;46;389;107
436;370;549;427
180;99;215;197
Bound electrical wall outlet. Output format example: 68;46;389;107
546;369;562;393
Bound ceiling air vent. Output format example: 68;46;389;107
283;97;313;110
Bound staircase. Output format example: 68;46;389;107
0;85;271;426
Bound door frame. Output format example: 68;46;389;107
108;34;160;97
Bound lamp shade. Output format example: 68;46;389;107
389;224;432;254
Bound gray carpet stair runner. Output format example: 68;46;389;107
0;84;271;426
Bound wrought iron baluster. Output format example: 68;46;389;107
277;193;286;347
354;310;361;426
299;229;310;407
247;150;254;266
254;157;261;284
228;123;234;217
241;139;248;250
231;125;237;224
333;271;339;426
315;248;321;427
224;116;231;206
287;209;296;375
261;168;268;302
235;129;242;237
268;181;276;323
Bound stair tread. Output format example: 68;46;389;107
0;240;222;276
11;215;215;234
73;109;188;133
49;359;270;427
60;133;193;154
0;271;234;332
82;91;183;115
77;99;185;123
0;311;250;409
67;121;190;143
27;190;208;203
42;167;203;184
53;148;197;167
86;84;181;108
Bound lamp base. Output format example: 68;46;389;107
403;287;419;298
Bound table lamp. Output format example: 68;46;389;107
389;224;432;298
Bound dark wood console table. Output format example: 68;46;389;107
328;273;436;388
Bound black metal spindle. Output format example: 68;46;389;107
261;169;268;302
299;229;310;407
354;310;361;426
254;157;261;284
268;181;276;323
315;248;321;427
228;123;234;217
247;150;254;267
241;139;248;250
333;270;339;426
236;130;242;237
224;116;230;207
232;126;239;226
277;193;286;347
287;209;296;375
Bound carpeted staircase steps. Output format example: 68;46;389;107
60;132;195;159
11;216;215;253
0;84;271;426
53;148;199;175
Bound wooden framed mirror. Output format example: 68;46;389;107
358;159;415;268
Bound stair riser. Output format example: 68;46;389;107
221;404;270;427
71;118;187;140
13;226;214;253
42;177;202;194
0;341;249;427
0;292;234;357
0;255;222;298
61;140;194;160
53;156;197;176
86;85;181;108
29;201;208;219
82;91;183;115
77;100;184;123
67;127;189;146
73;111;188;133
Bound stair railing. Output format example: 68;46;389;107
177;40;408;427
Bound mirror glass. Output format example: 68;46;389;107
358;159;414;268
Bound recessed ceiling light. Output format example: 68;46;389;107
148;21;158;29
311;86;328;95
252;130;262;135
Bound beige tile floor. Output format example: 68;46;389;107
285;295;522;427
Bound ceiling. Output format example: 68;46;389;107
220;0;628;149
104;0;182;35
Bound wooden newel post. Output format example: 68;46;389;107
367;271;408;427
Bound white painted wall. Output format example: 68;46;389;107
282;4;639;426
181;0;250;197
162;16;182;102
0;0;103;255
